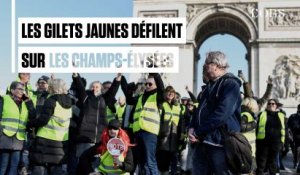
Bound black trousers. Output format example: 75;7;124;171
156;150;175;172
293;142;300;169
255;140;281;175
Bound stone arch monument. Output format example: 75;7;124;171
132;0;300;115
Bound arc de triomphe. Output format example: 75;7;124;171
131;0;300;115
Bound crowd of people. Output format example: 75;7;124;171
0;51;300;175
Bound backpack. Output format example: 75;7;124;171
222;129;253;174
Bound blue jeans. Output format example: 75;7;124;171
137;131;158;175
192;143;231;175
20;137;34;170
0;150;21;175
31;165;63;175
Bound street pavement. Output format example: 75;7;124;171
282;151;299;175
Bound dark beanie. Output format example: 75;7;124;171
37;75;50;83
108;119;120;129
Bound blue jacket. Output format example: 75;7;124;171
190;73;241;145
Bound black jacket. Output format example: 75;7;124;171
33;90;50;117
28;94;73;165
288;113;300;142
73;74;120;143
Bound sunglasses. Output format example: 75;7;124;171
145;82;153;87
267;103;276;105
108;126;119;130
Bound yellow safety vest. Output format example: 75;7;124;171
241;111;256;157
241;112;254;123
98;151;129;175
180;104;186;116
107;105;117;123
116;105;126;123
133;93;160;135
194;102;199;108
0;95;28;140
163;102;181;126
257;111;285;143
37;101;72;141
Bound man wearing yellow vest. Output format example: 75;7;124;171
0;81;36;175
120;78;145;174
255;99;285;175
34;75;50;115
122;73;164;175
26;79;73;174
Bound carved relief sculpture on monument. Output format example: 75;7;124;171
266;8;300;30
272;55;300;101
